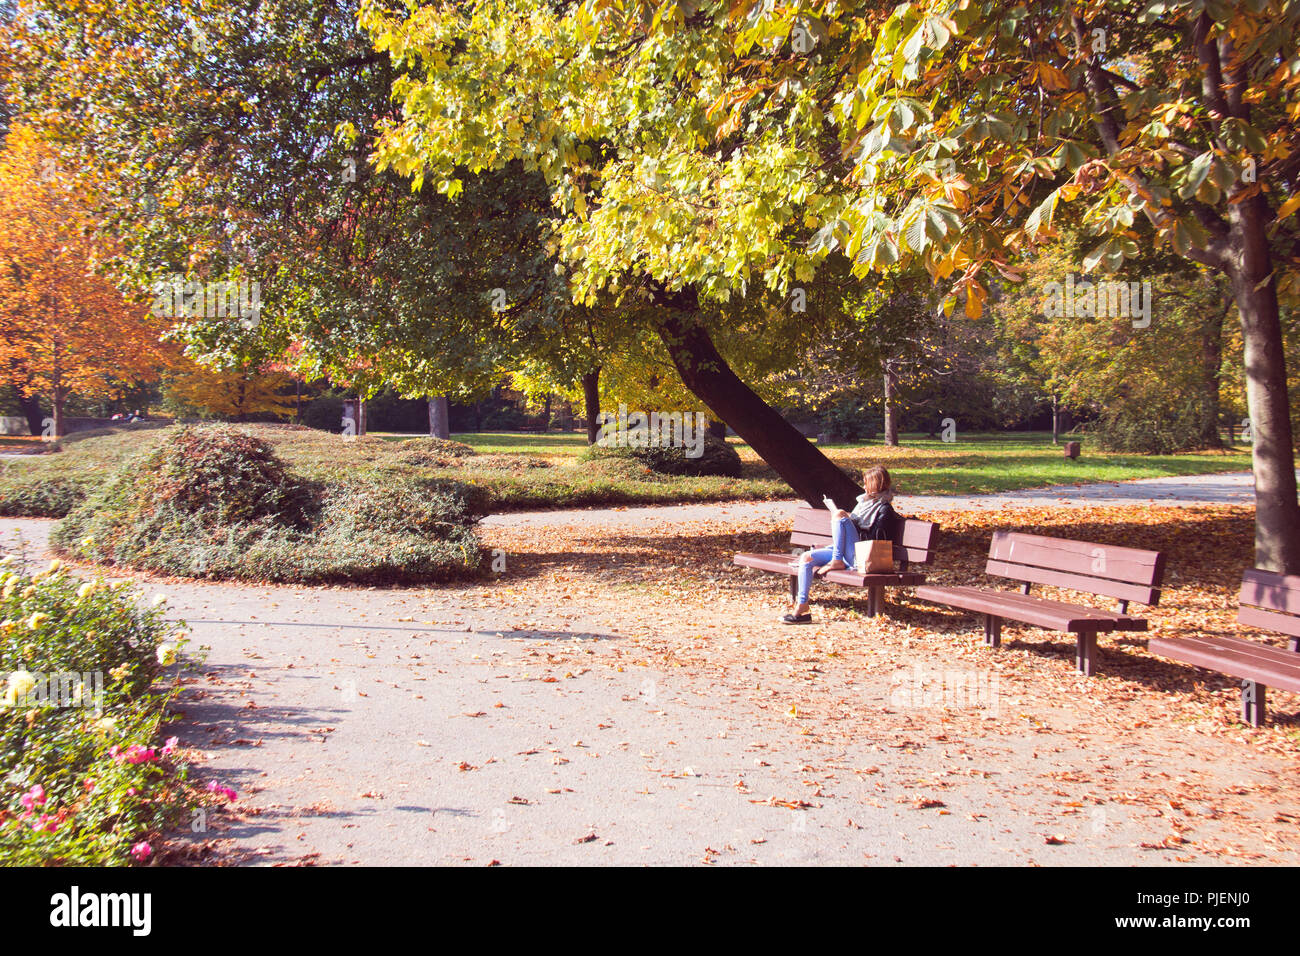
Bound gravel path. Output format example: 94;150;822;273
0;471;1291;866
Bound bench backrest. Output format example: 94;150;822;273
1238;568;1300;643
985;531;1165;607
788;506;940;566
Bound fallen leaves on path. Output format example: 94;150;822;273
468;503;1300;863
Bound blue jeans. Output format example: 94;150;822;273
795;516;859;605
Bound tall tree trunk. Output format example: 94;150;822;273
1228;193;1300;573
428;395;450;439
344;397;367;436
11;387;42;437
1198;298;1228;448
882;363;899;446
1082;12;1300;572
582;369;601;444
1051;394;1060;444
50;385;65;439
655;294;860;508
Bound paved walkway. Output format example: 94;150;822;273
0;470;1290;866
482;471;1262;529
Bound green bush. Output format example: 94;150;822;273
0;559;198;864
52;424;485;584
579;433;743;478
820;398;878;441
1090;398;1210;455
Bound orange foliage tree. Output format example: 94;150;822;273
163;357;298;421
0;126;167;436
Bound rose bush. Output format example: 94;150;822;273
0;557;205;864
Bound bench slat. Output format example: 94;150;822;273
733;552;925;587
1238;605;1300;640
789;507;938;565
898;520;939;549
789;531;932;564
1148;635;1300;694
792;507;834;535
985;559;1161;607
990;530;1164;586
1239;568;1300;615
915;585;1147;633
791;507;937;547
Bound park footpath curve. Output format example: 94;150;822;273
0;471;1293;866
479;471;1261;529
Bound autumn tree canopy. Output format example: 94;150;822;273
0;125;167;435
360;0;1300;569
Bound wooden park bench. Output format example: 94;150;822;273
732;506;940;617
1149;569;1300;726
915;531;1165;676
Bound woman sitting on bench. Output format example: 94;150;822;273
783;466;899;624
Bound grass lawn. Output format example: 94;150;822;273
0;422;1259;518
451;429;1256;496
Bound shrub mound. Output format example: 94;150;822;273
52;425;485;584
580;433;743;478
0;559;199;864
398;436;476;455
395;436;478;468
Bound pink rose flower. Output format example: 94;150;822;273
130;841;151;861
206;781;238;802
113;744;157;765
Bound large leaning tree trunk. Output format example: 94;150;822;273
654;289;862;509
582;369;601;444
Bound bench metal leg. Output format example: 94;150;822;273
866;586;883;617
1075;630;1097;676
789;548;802;603
983;615;1001;648
1241;680;1266;727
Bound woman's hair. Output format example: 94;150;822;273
862;465;892;498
